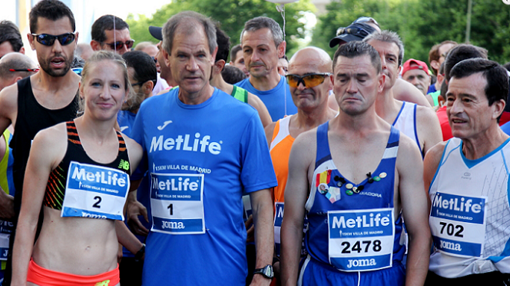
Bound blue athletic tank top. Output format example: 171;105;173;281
304;122;405;271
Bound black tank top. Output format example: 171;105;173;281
44;121;130;211
11;77;79;212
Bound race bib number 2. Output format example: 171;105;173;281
62;162;130;220
430;192;486;257
150;173;205;235
328;208;394;272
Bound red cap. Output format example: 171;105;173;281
402;59;429;76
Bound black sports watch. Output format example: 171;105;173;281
253;264;274;279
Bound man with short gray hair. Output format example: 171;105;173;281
127;11;276;286
236;16;297;121
363;31;442;156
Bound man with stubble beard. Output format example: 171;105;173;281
0;0;80;283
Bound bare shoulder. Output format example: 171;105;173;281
288;127;317;171
292;127;317;154
0;82;19;115
416;104;439;121
31;122;68;168
34;122;67;146
396;132;423;169
264;121;277;144
121;134;143;174
394;79;431;107
424;141;447;166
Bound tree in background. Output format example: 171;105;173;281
126;0;315;61
313;0;510;65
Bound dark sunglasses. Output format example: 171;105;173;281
103;40;135;50
31;33;76;46
336;27;370;38
286;73;332;88
9;68;39;72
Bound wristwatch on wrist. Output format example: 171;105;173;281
135;243;146;260
253;264;274;279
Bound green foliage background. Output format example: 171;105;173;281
126;0;315;62
313;0;510;65
126;0;510;64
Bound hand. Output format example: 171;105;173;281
245;214;255;243
126;199;149;235
249;273;272;286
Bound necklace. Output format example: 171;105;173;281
333;171;387;196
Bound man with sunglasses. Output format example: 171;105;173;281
236;16;298;122
90;14;134;55
0;0;80;283
281;41;430;286
265;46;338;283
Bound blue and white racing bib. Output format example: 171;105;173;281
0;220;12;260
430;192;487;257
62;161;130;220
150;173;205;235
327;208;395;272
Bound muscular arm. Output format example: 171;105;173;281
11;125;65;286
417;106;443;155
423;142;446;210
248;92;272;127
280;133;314;286
397;136;431;286
249;188;274;286
264;122;276;147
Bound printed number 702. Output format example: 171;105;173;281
439;222;464;237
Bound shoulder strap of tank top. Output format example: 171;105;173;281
66;121;81;146
315;121;332;168
116;130;127;152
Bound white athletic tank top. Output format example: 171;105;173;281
392;102;421;154
429;137;510;278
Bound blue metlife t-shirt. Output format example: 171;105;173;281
235;75;297;121
131;87;277;286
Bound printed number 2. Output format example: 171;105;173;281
93;196;102;208
439;222;464;237
168;204;173;215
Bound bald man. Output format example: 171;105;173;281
0;53;38;91
265;47;337;282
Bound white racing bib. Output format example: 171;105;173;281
150;173;205;235
430;192;487;257
62;161;130;220
327;208;395;272
0;220;12;260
